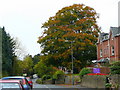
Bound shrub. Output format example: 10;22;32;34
2;71;8;77
110;61;120;74
42;75;52;80
79;68;91;77
53;70;65;80
105;83;112;88
36;78;42;84
34;61;56;78
74;76;81;84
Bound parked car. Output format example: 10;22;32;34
2;76;31;90
26;77;33;89
0;80;24;90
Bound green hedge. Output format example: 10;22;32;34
110;61;120;74
79;67;91;77
53;70;65;80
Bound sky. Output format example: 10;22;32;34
0;0;119;57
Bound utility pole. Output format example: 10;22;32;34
71;41;74;85
65;40;74;85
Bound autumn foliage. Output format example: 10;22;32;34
38;4;100;72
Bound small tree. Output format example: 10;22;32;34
22;55;34;76
110;61;120;74
34;60;56;78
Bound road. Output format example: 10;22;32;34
32;79;93;90
32;79;68;89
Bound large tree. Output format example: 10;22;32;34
38;4;100;72
2;27;16;75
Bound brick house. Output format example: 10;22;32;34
97;27;120;63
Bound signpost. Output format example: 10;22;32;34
93;68;100;73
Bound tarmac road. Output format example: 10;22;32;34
32;79;95;90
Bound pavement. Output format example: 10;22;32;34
56;84;86;88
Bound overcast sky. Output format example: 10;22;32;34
0;0;119;57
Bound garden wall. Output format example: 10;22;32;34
64;75;80;84
64;75;71;84
80;75;106;88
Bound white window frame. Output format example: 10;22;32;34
111;46;115;56
100;49;102;57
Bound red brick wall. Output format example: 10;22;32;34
97;40;109;60
109;36;120;62
118;36;120;60
97;35;120;62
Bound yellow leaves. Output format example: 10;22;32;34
53;50;70;60
62;32;71;38
74;60;81;64
80;42;86;47
53;55;59;60
58;39;65;42
93;30;99;36
83;6;95;13
61;49;71;59
76;17;95;26
78;47;85;50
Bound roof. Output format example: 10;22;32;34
110;27;120;37
98;27;120;42
0;80;21;83
2;76;25;80
97;58;109;63
92;58;109;63
0;80;23;89
97;32;109;43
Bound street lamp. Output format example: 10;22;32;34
65;40;74;85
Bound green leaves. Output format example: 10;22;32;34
110;61;120;74
34;60;55;77
22;55;34;75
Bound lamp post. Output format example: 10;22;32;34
65;40;74;85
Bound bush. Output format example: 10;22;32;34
34;61;56;78
74;76;81;84
53;70;65;80
2;71;8;77
36;78;42;84
79;68;91;77
110;61;120;74
105;83;112;88
42;75;52;80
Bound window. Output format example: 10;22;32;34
111;46;114;56
103;35;108;40
100;49;102;57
